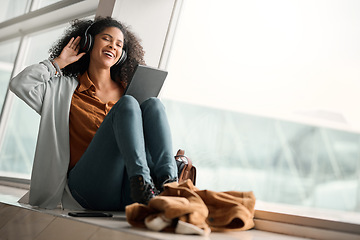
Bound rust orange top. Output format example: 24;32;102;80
68;72;124;170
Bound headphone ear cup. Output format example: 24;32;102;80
87;34;93;52
80;33;93;53
115;49;127;66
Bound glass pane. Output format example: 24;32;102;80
36;0;62;9
0;0;30;22
162;0;360;214
0;26;65;179
0;39;20;111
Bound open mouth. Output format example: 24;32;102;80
103;51;115;58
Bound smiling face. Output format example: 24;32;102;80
89;26;124;69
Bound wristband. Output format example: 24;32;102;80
50;59;62;77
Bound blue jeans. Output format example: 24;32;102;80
68;96;177;210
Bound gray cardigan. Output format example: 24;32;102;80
10;59;83;209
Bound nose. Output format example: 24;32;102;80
108;41;116;50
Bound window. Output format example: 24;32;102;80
0;0;30;22
0;40;20;111
0;0;63;23
35;0;63;9
0;0;97;179
161;0;360;214
0;26;65;178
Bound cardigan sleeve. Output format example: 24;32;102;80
9;59;61;115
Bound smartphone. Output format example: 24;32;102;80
68;212;113;217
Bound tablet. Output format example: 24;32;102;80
124;64;168;104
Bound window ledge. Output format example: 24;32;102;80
255;201;360;239
1;181;359;240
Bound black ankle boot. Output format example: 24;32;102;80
155;175;178;193
130;175;158;205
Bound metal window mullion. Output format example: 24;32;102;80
29;0;41;12
27;0;36;13
158;0;184;70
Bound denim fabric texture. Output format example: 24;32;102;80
68;95;177;210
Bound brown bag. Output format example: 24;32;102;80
175;149;197;185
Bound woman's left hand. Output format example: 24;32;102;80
52;36;86;69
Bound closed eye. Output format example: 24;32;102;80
100;33;124;47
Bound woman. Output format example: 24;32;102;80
10;17;178;210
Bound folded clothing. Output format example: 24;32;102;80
125;180;256;236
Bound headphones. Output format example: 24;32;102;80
79;22;127;66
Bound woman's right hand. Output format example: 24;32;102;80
52;36;86;69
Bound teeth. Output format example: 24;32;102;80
104;51;114;58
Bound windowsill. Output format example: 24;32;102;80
0;183;308;240
254;201;360;239
0;180;359;240
255;200;360;226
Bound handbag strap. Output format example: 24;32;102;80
175;149;193;170
175;149;196;185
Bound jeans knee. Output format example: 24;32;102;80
141;97;164;113
121;95;139;105
112;95;141;117
116;95;139;109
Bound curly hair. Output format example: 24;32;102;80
49;16;145;85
